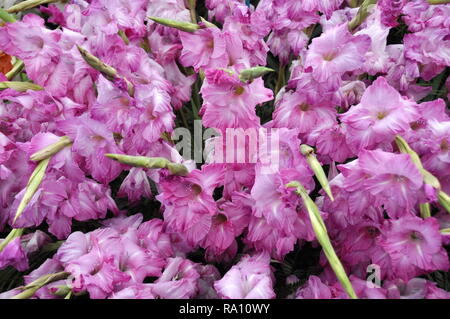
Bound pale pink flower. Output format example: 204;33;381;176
214;253;275;299
340;77;420;151
378;216;450;281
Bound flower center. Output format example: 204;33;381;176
440;139;448;152
91;135;104;141
365;226;380;238
409;231;423;242
234;86;245;95
298;103;310;111
392;174;406;183
410;120;424;130
377;111;388;120
214;213;228;224
323;52;337;61
191;183;202;196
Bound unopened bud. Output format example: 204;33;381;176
77;46;117;81
13;158;50;223
30;136;72;162
0;81;43;91
149;17;200;32
6;0;60;13
438;191;450;214
300;144;334;202
286;181;357;299
0;8;16;22
199;17;217;28
105;154;189;176
239;67;274;83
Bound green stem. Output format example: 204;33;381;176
6;60;24;80
431;70;446;99
190;97;200;120
191;78;202;120
274;64;286;96
348;0;377;31
41;240;65;253
118;30;130;45
419;203;431;219
187;0;197;23
179;108;189;128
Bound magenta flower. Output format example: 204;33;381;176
179;26;229;72
0;237;28;272
200;68;273;130
379;216;450;281
296;276;333;299
340;149;423;218
378;0;406;27
201;193;251;256
305;23;371;90
57;114;124;184
156;164;224;246
272;90;336;134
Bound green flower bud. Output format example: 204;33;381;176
77;45;117;81
0;81;43;91
13;158;50;223
5;0;60;13
0;8;17;22
105;154;189;176
77;46;134;96
396;134;442;192
348;0;377;31
199;16;217;28
239;67;275;83
300;144;334;201
428;0;450;4
30;136;72;162
148;17;200;32
286;181;357;299
0;228;23;252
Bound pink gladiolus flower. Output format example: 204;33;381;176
378;216;450;281
201;193;251;255
214;253;275;299
305;23;371;90
272;90;336;134
179;26;229;72
296;276;333;299
340;77;420;151
151;257;200;299
200;68;273;130
340;149;423;218
156;164;224;246
57;114;124;184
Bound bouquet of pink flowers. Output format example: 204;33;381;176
0;0;448;299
